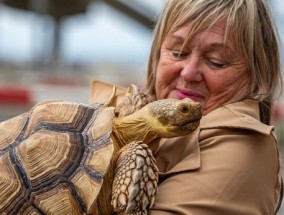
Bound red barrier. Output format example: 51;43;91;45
0;86;32;104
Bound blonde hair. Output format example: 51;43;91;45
145;0;282;105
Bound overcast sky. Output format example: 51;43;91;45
0;0;282;65
0;1;162;66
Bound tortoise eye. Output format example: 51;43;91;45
181;105;189;113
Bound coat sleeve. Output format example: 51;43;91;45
149;128;281;215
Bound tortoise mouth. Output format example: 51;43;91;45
180;119;201;132
175;115;202;127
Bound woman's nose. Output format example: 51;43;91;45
180;56;203;83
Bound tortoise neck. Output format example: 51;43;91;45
112;109;159;148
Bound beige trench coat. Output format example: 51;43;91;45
89;80;282;215
150;99;282;215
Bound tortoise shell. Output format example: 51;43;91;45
0;100;116;214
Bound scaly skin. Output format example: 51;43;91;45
96;98;202;215
117;84;154;117
113;98;202;147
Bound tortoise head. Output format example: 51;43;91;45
112;98;202;147
145;98;202;139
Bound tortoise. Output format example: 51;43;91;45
0;85;202;215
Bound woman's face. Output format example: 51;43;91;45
155;21;250;115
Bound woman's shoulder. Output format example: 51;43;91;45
200;99;274;136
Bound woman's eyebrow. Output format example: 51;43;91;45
167;34;185;42
207;42;234;53
166;35;235;55
172;34;185;40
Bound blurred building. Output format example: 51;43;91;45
0;0;165;120
0;0;283;122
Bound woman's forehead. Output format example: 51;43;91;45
165;20;234;48
170;19;227;37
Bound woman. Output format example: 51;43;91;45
145;0;283;214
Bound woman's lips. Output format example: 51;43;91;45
175;88;204;101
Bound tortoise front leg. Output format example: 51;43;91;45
112;142;158;215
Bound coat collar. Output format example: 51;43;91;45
156;99;274;176
200;99;274;135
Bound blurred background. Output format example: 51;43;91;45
0;0;164;120
0;0;283;121
0;0;283;213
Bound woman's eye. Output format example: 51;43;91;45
171;50;188;59
206;58;228;68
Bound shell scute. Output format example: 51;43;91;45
0;100;116;214
71;170;102;213
0;153;29;213
24;101;100;138
16;130;84;189
84;139;114;175
86;106;115;142
19;204;41;215
33;183;83;215
0;113;29;152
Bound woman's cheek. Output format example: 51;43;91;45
155;72;165;99
155;62;180;99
